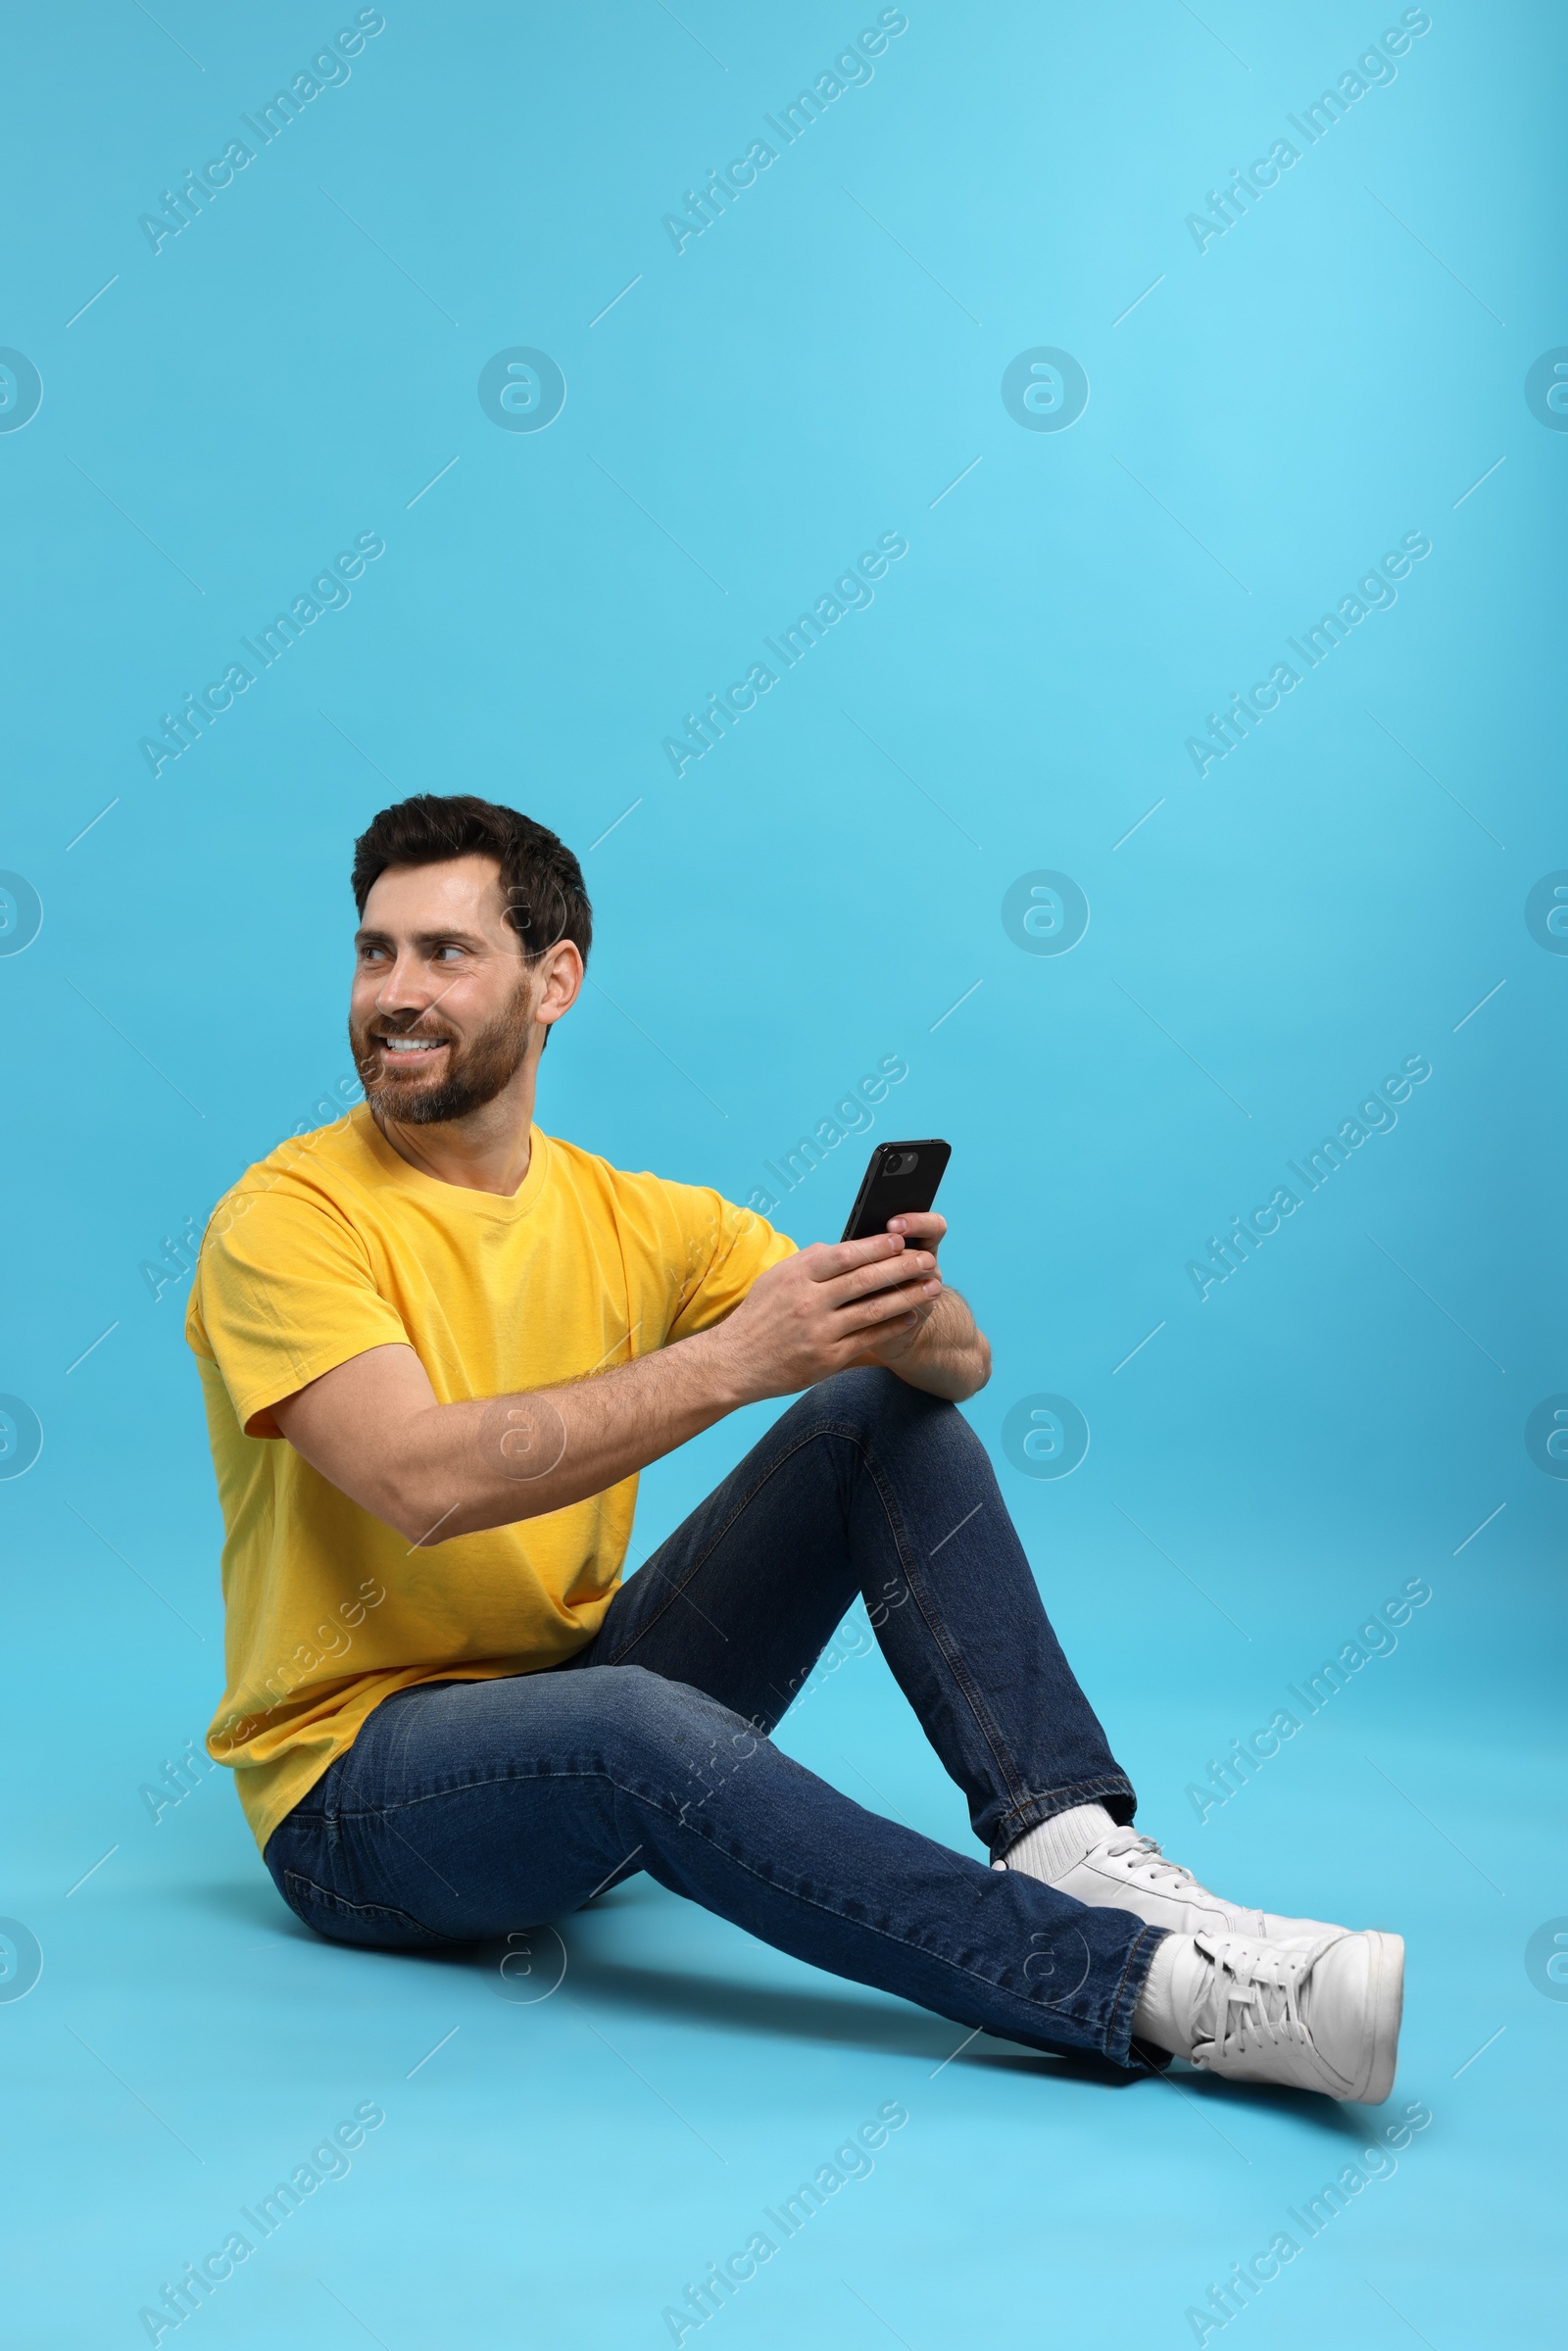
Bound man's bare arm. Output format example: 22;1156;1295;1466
271;1231;946;1545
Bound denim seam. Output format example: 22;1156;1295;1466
1105;1922;1167;2061
592;1417;873;1672
327;1766;1132;2051
602;1411;1043;1825
281;1865;465;1946
992;1775;1139;1853
849;1432;1036;1821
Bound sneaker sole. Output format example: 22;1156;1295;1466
1349;1930;1404;2104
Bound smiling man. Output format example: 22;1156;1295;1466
188;792;1404;2101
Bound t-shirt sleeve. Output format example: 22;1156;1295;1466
186;1183;411;1439
662;1187;796;1344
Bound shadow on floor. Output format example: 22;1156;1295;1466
178;1872;1374;2132
557;1944;1152;2086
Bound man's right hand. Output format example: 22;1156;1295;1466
699;1234;941;1406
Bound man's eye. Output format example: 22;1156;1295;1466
433;946;466;963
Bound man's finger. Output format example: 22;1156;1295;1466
888;1211;947;1250
803;1233;919;1284
829;1278;942;1336
814;1249;938;1309
829;1308;923;1358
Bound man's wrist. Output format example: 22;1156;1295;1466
678;1322;757;1415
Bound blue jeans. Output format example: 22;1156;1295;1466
264;1369;1164;2064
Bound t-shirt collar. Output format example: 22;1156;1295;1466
354;1103;550;1216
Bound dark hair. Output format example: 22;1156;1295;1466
351;794;592;968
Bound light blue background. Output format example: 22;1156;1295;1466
2;2;1562;2344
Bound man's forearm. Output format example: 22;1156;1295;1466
855;1287;991;1403
393;1330;742;1544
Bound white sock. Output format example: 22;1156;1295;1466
1132;1934;1196;2056
1001;1801;1117;1883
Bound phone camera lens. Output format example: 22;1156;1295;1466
883;1151;917;1178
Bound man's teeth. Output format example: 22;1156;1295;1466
382;1037;445;1053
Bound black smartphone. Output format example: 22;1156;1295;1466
841;1139;952;1247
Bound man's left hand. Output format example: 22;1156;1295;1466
853;1212;947;1367
843;1213;991;1400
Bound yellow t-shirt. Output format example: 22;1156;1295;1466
185;1105;794;1854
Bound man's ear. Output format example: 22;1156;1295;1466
534;940;584;1032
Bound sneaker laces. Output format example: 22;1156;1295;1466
1191;1934;1311;2063
1102;1831;1202;1895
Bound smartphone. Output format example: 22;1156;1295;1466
841;1139;952;1247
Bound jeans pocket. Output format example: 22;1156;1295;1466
277;1866;466;1952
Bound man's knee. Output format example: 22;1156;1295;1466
814;1364;937;1426
814;1365;969;1451
591;1665;758;1773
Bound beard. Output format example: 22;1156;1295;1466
352;979;535;1127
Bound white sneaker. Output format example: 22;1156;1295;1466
1174;1928;1404;2104
1041;1828;1341;1944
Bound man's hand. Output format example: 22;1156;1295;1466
848;1211;947;1366
709;1212;989;1406
702;1229;944;1406
843;1212;990;1401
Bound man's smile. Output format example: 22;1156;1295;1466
375;1032;450;1056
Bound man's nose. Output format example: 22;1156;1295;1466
373;952;435;1011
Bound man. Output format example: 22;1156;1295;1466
188;794;1403;2101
